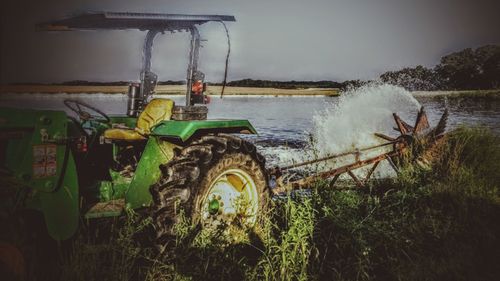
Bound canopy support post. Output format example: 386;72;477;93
139;29;160;109
186;26;200;106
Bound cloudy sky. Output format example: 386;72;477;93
1;0;499;84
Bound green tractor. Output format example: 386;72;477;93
0;12;270;257
1;12;451;280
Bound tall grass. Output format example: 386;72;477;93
59;210;152;281
58;127;500;281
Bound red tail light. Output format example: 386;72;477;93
192;80;204;94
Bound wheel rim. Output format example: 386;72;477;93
201;168;259;228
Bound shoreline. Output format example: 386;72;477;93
0;85;340;97
1;85;499;98
412;89;500;98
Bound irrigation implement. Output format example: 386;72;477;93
269;107;448;193
0;11;448;276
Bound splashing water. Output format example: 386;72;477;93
312;83;421;156
270;83;421;177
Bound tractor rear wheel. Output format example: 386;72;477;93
0;241;25;280
150;135;270;251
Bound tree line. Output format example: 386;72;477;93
38;44;499;91
380;44;500;91
213;44;500;91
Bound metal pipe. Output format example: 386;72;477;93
138;29;160;107
127;83;141;116
141;29;159;74
272;141;396;173
186;27;200;106
287;150;400;190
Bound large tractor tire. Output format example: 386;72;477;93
0;212;58;280
150;134;270;250
0;241;25;281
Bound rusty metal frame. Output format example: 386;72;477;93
268;106;450;194
269;139;406;193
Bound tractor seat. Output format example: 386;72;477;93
103;98;174;141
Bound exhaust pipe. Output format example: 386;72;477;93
127;83;142;117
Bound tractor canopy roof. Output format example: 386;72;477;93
37;12;236;107
38;12;236;32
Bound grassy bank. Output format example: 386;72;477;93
52;127;500;281
4;84;500;98
0;85;340;96
412;89;500;98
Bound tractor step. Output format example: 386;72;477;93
84;199;125;219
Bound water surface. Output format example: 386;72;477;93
1;92;499;165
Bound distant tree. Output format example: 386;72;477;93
158;80;185;85
60;80;130;86
480;49;500;89
339;79;369;91
224;79;342;89
435;45;500;90
435;48;479;89
379;65;440;91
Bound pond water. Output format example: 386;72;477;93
1;85;499;166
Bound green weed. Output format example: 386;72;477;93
57;126;499;281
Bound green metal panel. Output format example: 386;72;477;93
0;108;69;193
125;137;176;209
151;119;258;141
0;107;79;240
98;170;132;202
37;151;79;240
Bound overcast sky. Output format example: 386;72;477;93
1;0;499;83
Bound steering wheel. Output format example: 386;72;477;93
63;99;110;123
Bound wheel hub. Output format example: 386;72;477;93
201;168;259;228
208;197;221;215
